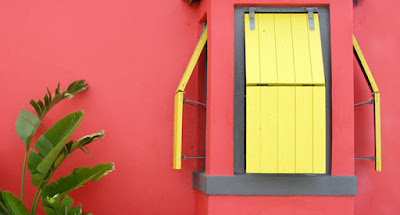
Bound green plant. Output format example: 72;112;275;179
0;80;114;215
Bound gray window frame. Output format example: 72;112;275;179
193;6;357;196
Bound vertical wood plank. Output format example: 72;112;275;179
313;86;326;173
259;14;278;84
291;14;313;84
246;87;261;173
278;87;296;173
308;14;325;85
375;93;382;171
295;87;313;173
244;14;260;84
274;14;295;84
260;87;278;173
173;92;184;169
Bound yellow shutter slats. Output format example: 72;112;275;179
246;87;261;173
244;13;326;174
309;15;325;84
244;13;325;85
295;87;314;173
245;86;326;174
275;14;296;84
313;87;327;173
244;14;261;84
260;87;278;173
277;87;296;173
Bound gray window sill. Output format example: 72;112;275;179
193;171;357;196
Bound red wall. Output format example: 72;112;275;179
0;0;397;214
0;1;205;214
354;0;400;214
196;0;355;214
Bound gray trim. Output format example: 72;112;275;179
234;6;332;174
193;172;357;196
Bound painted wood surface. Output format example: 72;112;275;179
245;13;326;174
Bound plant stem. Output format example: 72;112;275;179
31;187;42;215
20;150;28;202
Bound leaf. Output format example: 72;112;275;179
30;80;88;119
27;149;42;174
43;195;87;215
0;191;11;215
68;130;105;154
15;109;40;148
30;111;84;187
30;99;42;117
41;163;115;201
2;192;29;215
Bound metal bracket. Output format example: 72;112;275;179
249;7;256;31
355;157;376;161
354;98;374;107
183;97;206;109
305;7;318;31
182;155;205;160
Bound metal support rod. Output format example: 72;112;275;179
354;98;374;107
182;155;205;160
183;101;206;110
184;98;206;106
355;157;376;161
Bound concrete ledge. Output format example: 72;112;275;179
193;172;357;196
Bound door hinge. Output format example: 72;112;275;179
249;7;256;31
305;7;318;31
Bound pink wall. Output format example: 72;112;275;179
354;0;400;214
196;0;355;214
0;0;397;214
0;1;205;214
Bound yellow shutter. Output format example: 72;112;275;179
245;13;326;174
353;35;381;172
173;26;207;169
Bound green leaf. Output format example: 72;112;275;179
41;163;114;201
15;109;40;148
68;130;105;154
2;192;29;215
27;150;42;174
30;111;84;187
43;195;87;215
37;100;45;112
30;99;42;117
30;80;88;119
0;191;11;215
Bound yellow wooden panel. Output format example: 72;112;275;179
259;14;278;84
277;87;296;173
353;35;379;93
260;87;278;173
313;87;326;173
176;26;207;93
375;92;382;171
246;87;261;173
274;14;295;84
295;87;313;173
173;92;184;169
244;14;261;84
308;14;325;85
291;14;313;84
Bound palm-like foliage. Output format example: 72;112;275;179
0;80;113;215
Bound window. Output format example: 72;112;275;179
234;7;331;174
